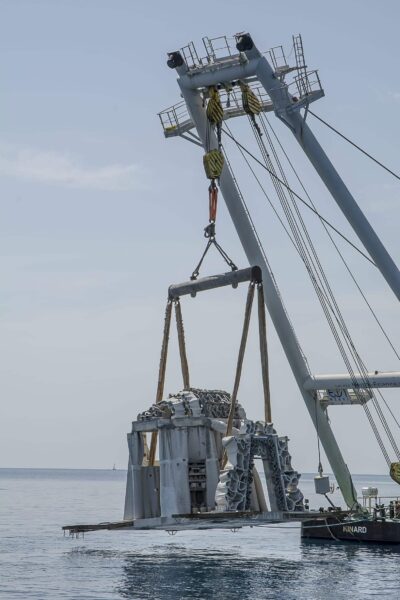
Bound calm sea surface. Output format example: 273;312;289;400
0;468;399;600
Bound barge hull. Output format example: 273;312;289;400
301;518;400;544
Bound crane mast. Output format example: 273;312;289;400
159;33;400;508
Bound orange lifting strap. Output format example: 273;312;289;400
209;182;218;222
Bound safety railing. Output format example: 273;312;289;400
294;70;323;99
179;36;239;71
217;83;272;115
158;83;275;138
268;45;290;74
158;101;191;135
358;496;400;518
202;35;237;62
180;41;204;70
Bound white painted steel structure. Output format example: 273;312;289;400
161;34;400;508
304;372;400;391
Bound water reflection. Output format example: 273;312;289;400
301;537;400;557
117;540;400;600
118;546;307;600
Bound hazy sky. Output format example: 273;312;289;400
0;0;399;480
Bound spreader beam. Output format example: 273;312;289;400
168;266;262;299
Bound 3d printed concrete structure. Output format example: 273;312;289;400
124;388;304;522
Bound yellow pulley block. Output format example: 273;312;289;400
241;83;262;116
390;462;400;484
203;149;224;180
206;87;224;125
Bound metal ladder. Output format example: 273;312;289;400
293;34;308;96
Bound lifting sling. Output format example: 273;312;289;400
149;267;272;468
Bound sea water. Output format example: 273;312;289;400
0;468;399;599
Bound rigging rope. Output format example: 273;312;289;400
221;127;376;267
238;111;400;467
223;122;299;251
149;300;173;466
257;283;272;423
261;113;400;363
259;114;400;460
257;114;400;460
175;298;190;390
201;83;399;471
149;298;192;465
222;281;258;471
377;389;400;432
221;137;311;370
308;110;400;183
225;282;255;440
190;234;237;280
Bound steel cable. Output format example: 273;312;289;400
259;114;400;457
262;114;400;363
221;127;376;266
243;114;399;463
259;114;397;411
309;110;400;183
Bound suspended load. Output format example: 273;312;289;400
124;388;304;522
64;267;312;534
